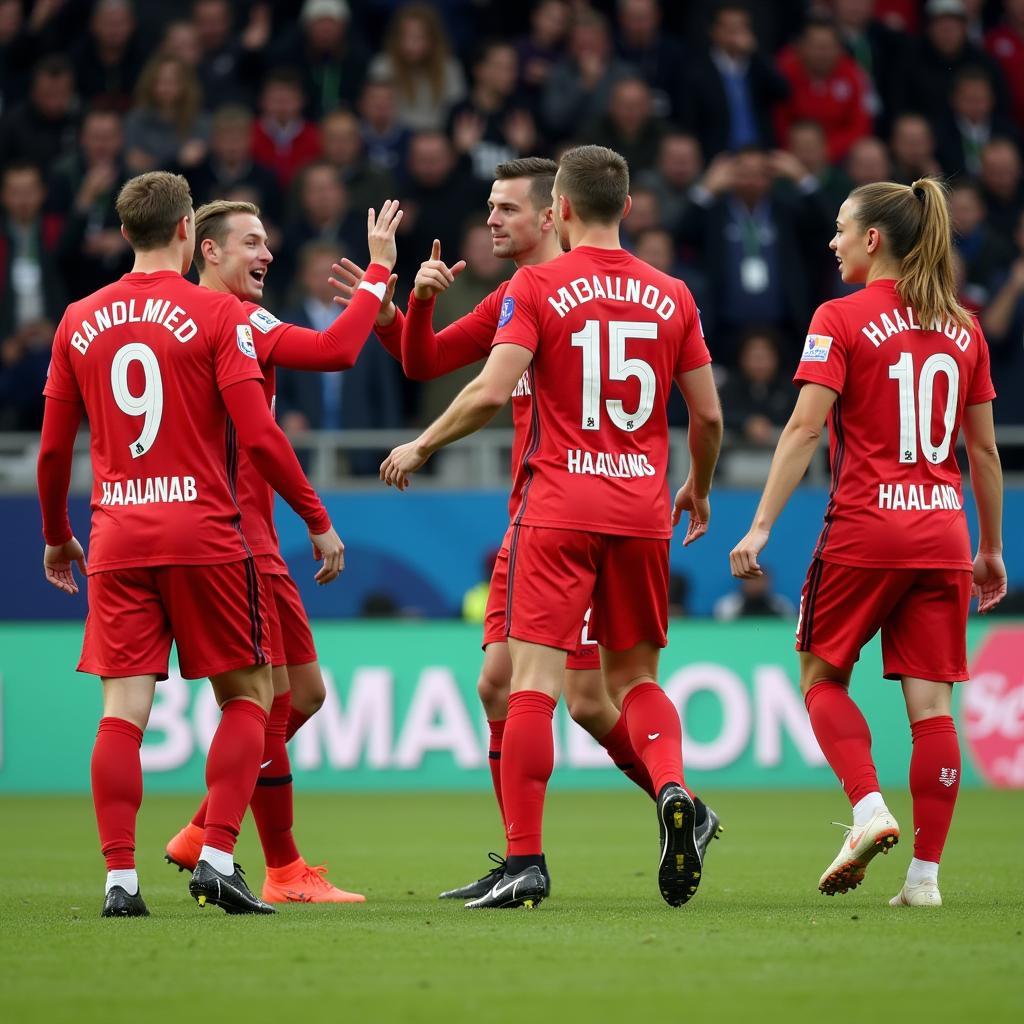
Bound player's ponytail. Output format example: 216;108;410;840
849;178;971;330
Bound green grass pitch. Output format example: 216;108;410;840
2;789;1022;1024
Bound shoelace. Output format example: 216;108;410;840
830;821;854;841
484;852;507;879
301;863;333;889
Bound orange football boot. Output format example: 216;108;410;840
261;857;366;904
165;822;204;873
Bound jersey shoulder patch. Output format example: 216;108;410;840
498;296;515;328
249;307;283;334
801;334;834;362
236;324;257;358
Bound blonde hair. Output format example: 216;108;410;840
384;3;451;103
116;171;192;251
193;199;260;271
849;177;971;329
134;54;203;138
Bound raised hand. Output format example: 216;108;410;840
413;239;467;301
43;537;87;595
330;257;399;326
367;199;403;270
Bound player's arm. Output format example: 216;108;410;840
672;364;724;546
962;400;1006;613
37;395;87;594
221;380;344;585
730;382;837;578
380;343;533;490
330;258;404;362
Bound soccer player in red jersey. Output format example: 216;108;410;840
380;146;723;908
36;172;345;917
731;178;1006;907
161;197;402;904
334;159;722;902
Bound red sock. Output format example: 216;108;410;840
91;717;144;870
910;716;960;862
500;692;555;856
203;699;268;855
286;706;312;742
191;795;208;829
804;681;880;805
620;682;684;795
599;715;657;800
487;718;506;827
250;692;300;868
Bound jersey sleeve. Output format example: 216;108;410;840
402;289;500;379
41;317;80;403
967;324;997;405
490;269;540;354
673;288;712;375
793;302;848;394
211;294;265;392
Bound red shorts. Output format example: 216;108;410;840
264;572;317;668
796;558;971;682
505;525;669;652
80;559;271;680
483;531;600;670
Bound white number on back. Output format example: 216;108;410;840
570;319;657;432
111;342;164;458
888;351;959;464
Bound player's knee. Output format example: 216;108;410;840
477;671;510;719
289;664;326;716
565;691;606;732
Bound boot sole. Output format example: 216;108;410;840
819;830;900;895
658;791;702;907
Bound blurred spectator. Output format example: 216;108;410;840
191;0;258;109
359;78;410;175
786;119;852;212
889;113;942;183
396;131;485;285
448;41;536;183
986;0;1024;130
614;0;687;121
668;572;690;618
0;317;54;430
620;186;661;246
123;55;210;174
682;148;828;361
588;77;664;174
0;55;78;169
187;105;282;223
268;0;370;119
948;179;1013;304
631;227;680;275
541;10;631;141
630;224;714;339
276;242;403;473
0;0;33;116
714;569;795;620
680;2;788;160
718;328;794;446
834;0;909;130
774;15;872;165
635;133;703;236
251;67;322;187
320;109;396;218
978;137;1024;246
368;3;466;133
0;163;65;341
981;208;1024;423
514;0;571;107
160;21;202;70
360;591;402;618
71;0;144;112
936;66;1019;178
845;135;892;187
904;0;1009;126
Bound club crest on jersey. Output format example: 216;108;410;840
498;296;515;328
801;334;833;362
249;307;282;334
236;324;257;358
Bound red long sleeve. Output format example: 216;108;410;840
400;292;496;381
221;379;331;534
267;262;391;371
375;305;405;363
37;395;84;546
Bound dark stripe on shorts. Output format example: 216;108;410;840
505;522;522;637
242;556;267;664
799;557;825;651
224;419;255;558
813;397;845;560
511;364;542;526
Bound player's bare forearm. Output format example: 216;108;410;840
419;375;507;455
676;364;723;497
963;402;1004;553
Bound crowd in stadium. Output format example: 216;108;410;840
2;0;1023;438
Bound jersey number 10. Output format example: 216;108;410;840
571;320;657;432
888;352;959;464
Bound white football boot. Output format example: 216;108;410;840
889;878;942;907
818;807;900;895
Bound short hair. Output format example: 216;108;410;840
556;145;629;224
116;171;193;251
263;66;305;93
193;199;260;271
211;103;253;132
33;54;73;80
494;157;558;210
2;160;44;183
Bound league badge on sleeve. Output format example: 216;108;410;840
498;296;515;328
236;324;257;358
801;334;833;362
249;307;282;334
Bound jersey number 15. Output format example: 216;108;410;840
572;320;657;432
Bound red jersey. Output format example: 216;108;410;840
794;279;996;570
43;271;264;572
492;246;710;539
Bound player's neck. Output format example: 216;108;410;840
866;260;900;284
131;247;185;275
198;271;231;295
515;237;562;268
568;225;622;251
